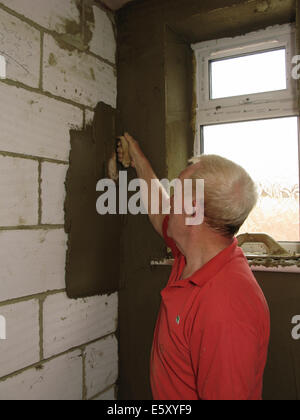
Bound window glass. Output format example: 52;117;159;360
210;49;287;99
203;117;300;241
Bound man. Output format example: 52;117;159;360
117;133;270;401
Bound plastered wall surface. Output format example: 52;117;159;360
65;102;121;298
0;0;118;400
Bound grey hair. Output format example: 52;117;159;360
189;155;258;238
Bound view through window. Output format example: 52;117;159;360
203;117;300;242
210;48;287;99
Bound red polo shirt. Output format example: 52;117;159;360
150;216;270;400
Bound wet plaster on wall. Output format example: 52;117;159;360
54;0;84;51
169;0;295;43
65;102;121;298
164;25;194;181
255;0;271;14
116;0;297;400
254;271;300;400
44;0;97;53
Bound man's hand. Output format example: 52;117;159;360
117;132;145;170
116;132;166;237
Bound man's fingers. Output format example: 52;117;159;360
117;133;137;168
117;135;126;145
124;132;135;143
118;133;136;145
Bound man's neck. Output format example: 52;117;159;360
180;232;233;279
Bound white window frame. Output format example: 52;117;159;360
192;23;300;250
192;23;298;155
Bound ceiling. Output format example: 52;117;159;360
98;0;136;11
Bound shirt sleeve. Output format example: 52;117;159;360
190;318;259;400
162;215;181;259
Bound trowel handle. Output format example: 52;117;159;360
116;136;131;169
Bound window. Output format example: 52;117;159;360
193;24;300;246
210;48;287;99
203;117;299;242
0;54;6;79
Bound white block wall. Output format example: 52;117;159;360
43;34;117;108
0;300;40;378
0;156;39;226
0;0;118;400
0;8;40;87
41;163;68;224
84;334;118;400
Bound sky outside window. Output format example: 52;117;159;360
210;48;287;99
203;117;300;241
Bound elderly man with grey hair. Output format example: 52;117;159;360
117;133;270;401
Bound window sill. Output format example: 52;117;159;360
248;256;300;273
150;256;300;274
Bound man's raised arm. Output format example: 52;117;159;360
117;133;169;237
